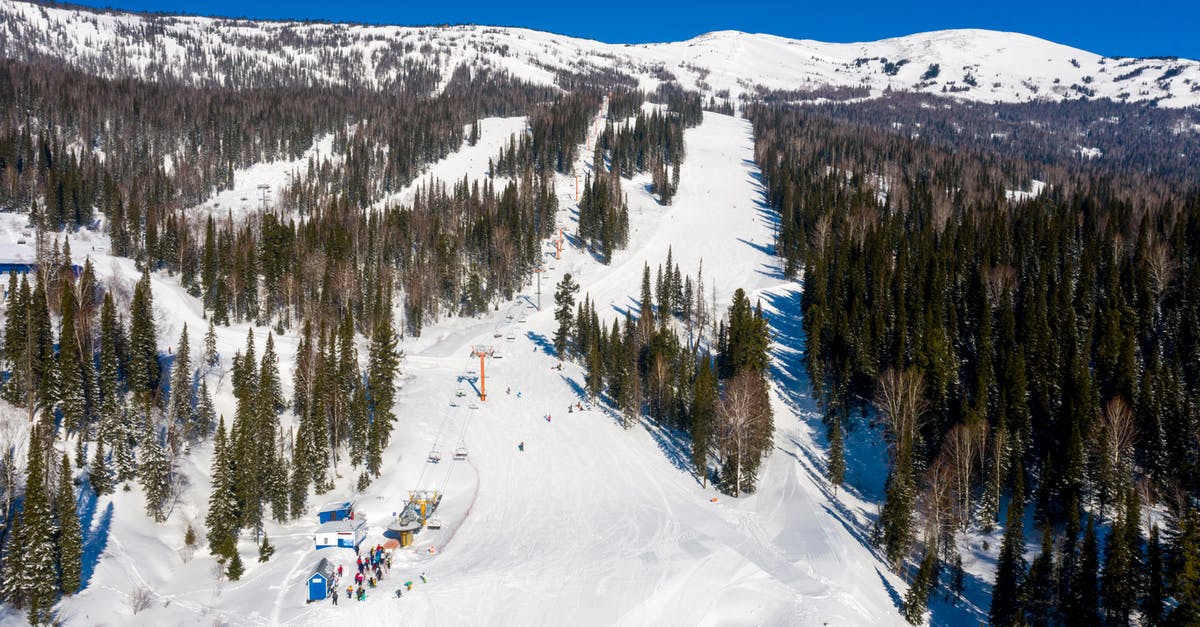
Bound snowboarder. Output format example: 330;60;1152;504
420;572;428;583
405;581;413;591
517;391;522;398
518;441;525;451
568;405;572;413
395;588;403;598
506;387;511;395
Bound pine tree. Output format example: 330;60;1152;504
55;453;82;596
258;533;275;563
826;414;846;495
366;315;400;476
97;293;122;445
1023;525;1057;625
1144;523;1165;626
1065;515;1101;625
138;416;171;523
57;286;86;435
205;417;238;559
226;549;244;581
168;324;193;448
203;320;219;369
0;504;27;606
89;437;111;496
193;380;216;440
1169;507;1200;625
903;543;937;624
23;426;59;625
991;468;1027;626
128;267;159;410
690;355;717;488
1102;488;1141;624
553;273;579;357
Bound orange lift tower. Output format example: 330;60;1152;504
556;228;564;260
471;345;495;401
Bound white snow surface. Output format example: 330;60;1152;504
2;0;1200;107
0;106;936;625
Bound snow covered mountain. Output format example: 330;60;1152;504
2;0;1199;107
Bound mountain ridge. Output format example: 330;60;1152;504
3;0;1199;107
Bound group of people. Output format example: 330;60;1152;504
329;544;394;604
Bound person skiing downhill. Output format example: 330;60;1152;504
518;441;525;451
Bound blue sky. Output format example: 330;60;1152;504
69;0;1200;60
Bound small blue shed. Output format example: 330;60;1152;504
306;557;336;602
317;500;356;523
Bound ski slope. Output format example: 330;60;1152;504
0;109;915;626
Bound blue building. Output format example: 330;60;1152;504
312;518;367;550
317;500;356;523
306;557;336;602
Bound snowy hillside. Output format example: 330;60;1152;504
0;94;934;625
2;0;1199;107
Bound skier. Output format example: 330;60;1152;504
405;580;413;591
506;387;511;395
332;588;339;606
420;572;428;583
518;441;525;451
395;588;403;599
337;564;344;578
517;391;522;398
568;405;572;413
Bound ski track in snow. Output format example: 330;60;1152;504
6;111;917;626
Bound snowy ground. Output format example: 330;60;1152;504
1;110;924;626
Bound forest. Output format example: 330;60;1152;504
751;102;1200;624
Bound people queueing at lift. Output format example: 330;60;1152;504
332;544;433;604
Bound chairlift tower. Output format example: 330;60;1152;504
471;345;495;401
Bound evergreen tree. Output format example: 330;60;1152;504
168;324;193;447
903;543;937;624
193;380;216;441
205;417;238;559
991;468;1027;626
55;453;82;596
826;414;846;495
1144;523;1165;626
258;533;275;563
1024;525;1057;625
1169;507;1200;625
203;320;219;369
553;273;579;356
128;268;159;409
89;437;111;496
689;354;717;488
138;416;171;523
1065;515;1101;625
366;315;400;476
97;293;122;445
226;549;244;581
56;286;86;435
1101;488;1141;624
22;426;59;625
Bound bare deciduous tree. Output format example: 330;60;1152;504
874;367;928;462
717;372;771;498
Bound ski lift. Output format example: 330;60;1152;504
468;401;479;410
427;449;442;463
426;517;443;530
492;350;503;359
455;388;466;397
517;316;527;323
506;313;515;320
506;332;516;341
449;398;461;407
493;330;503;338
453;447;468;460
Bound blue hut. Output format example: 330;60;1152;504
313;518;367;550
306;557;336;602
317;500;355;523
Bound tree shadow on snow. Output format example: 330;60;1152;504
638;416;700;483
524;331;556;357
79;493;114;590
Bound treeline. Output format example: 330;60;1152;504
752;103;1200;624
550;253;773;496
